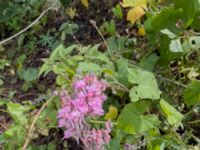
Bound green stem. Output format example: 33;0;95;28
106;74;129;92
90;20;113;57
88;119;117;125
186;119;200;124
0;109;8;113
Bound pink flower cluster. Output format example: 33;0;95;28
82;121;112;150
57;74;111;149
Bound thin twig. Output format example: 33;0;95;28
90;20;113;57
22;96;54;150
0;7;57;45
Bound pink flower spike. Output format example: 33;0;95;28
73;80;86;89
57;73;111;150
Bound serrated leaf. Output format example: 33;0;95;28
159;99;183;125
60;44;77;59
105;105;118;120
77;62;102;75
81;0;89;8
59;22;79;35
127;6;145;24
112;4;123;19
3;124;26;148
117;101;159;134
128;68;161;102
38;62;51;77
169;39;183;52
50;44;64;61
184;81;200;106
7;102;29;124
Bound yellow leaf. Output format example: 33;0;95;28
127;6;145;24
122;0;148;8
66;7;76;19
81;0;89;8
138;26;146;36
105;105;118;120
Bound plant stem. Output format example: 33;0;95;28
186;119;200;124
90;20;113;57
22;95;55;150
0;109;8;113
88;119;117;125
0;0;59;45
105;73;129;92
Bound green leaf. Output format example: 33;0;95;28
37;97;60;127
53;62;67;74
147;139;165;150
158;36;183;65
104;20;116;36
38;62;51;77
128;68;161;102
139;53;159;71
182;36;200;52
23;68;38;82
117;101;160;134
0;78;4;86
115;58;129;86
160;29;177;39
0;99;7;106
50;44;65;61
159;99;183;125
184;81;200;107
7;102;29;124
107;37;127;53
112;4;123;20
173;0;200;23
59;21;79;35
56;75;68;86
3;124;27;148
77;62;102;75
107;138;121;150
169;39;183;52
148;7;182;34
60;45;77;60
